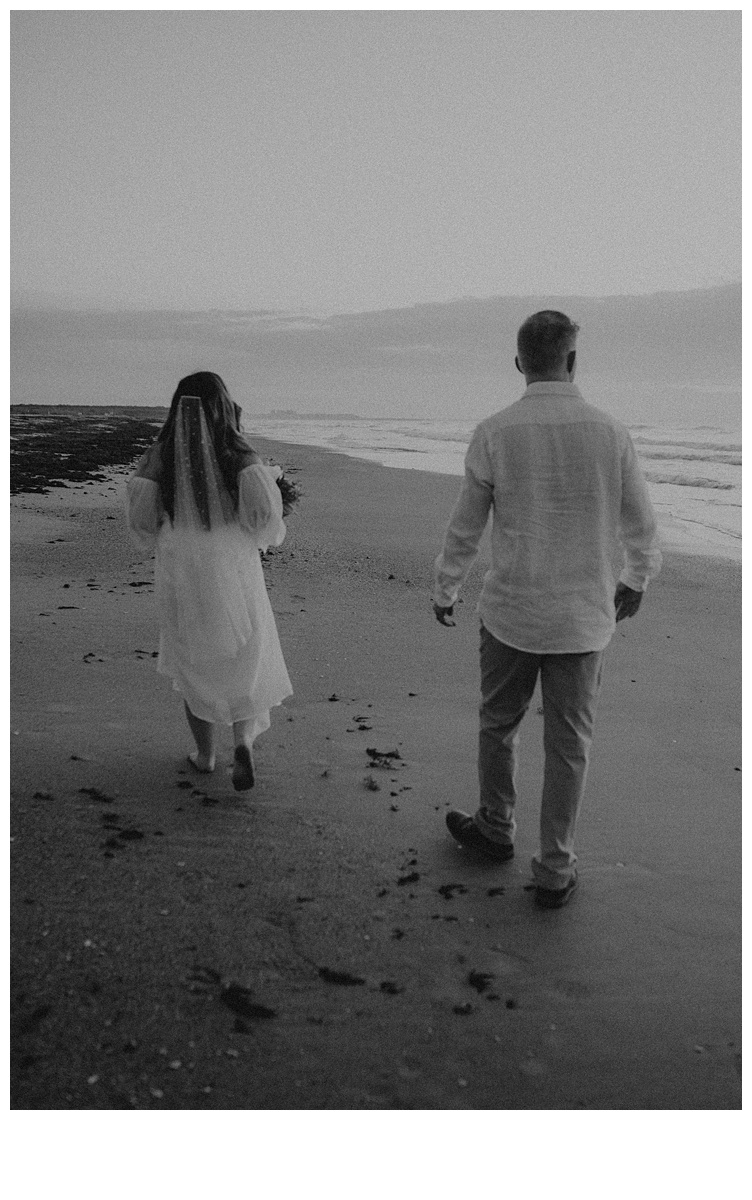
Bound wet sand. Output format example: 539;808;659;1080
10;429;741;1109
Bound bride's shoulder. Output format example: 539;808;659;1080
237;449;262;471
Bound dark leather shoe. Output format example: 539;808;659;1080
445;810;514;862
535;874;578;909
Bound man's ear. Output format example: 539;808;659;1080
515;355;523;374
566;350;576;374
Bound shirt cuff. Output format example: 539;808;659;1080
619;570;649;592
433;583;458;608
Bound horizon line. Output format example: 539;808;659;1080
10;280;741;320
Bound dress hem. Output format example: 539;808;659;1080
160;667;293;726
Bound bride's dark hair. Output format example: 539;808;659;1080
157;371;253;526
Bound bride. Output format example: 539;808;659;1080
126;371;292;790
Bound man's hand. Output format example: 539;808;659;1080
614;582;643;622
433;602;456;627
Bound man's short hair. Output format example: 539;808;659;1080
517;311;580;374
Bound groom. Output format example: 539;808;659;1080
433;310;661;907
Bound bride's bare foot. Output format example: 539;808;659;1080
232;744;255;791
188;751;215;774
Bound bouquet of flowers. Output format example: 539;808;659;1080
268;460;302;516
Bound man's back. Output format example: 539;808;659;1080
435;381;661;654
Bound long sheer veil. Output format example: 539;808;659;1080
165;394;254;662
173;394;237;533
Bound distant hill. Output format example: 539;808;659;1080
10;284;741;427
262;409;364;419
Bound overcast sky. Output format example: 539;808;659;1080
11;8;740;315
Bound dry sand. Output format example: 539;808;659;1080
10;438;741;1109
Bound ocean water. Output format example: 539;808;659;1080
246;416;741;562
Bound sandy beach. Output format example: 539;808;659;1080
10;425;742;1110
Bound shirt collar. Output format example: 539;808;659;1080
522;381;582;399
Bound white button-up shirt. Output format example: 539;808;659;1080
433;382;662;654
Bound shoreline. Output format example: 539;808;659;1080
10;408;741;562
253;435;743;566
11;435;741;1109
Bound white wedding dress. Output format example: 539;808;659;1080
126;462;292;733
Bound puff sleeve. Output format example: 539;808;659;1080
126;476;164;553
237;464;287;551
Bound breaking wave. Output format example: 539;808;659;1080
638;450;741;466
643;473;734;489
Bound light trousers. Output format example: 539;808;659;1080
475;624;604;888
